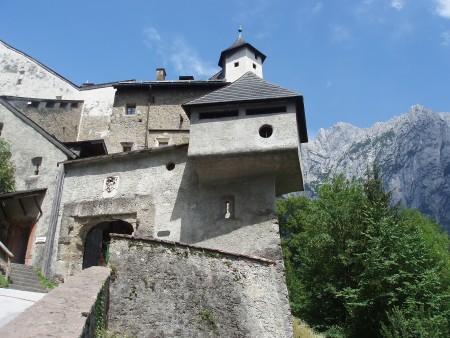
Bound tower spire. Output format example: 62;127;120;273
238;25;243;38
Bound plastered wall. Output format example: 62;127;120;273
0;102;69;265
0;41;79;99
54;145;283;276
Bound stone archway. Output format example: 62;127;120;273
82;220;133;269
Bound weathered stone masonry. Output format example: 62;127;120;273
108;235;293;338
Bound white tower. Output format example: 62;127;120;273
218;27;266;82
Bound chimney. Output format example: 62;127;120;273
156;68;166;81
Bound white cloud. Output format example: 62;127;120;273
390;0;405;10
143;27;162;48
142;27;218;79
441;31;450;45
330;25;351;44
435;0;450;18
169;37;218;77
312;2;324;14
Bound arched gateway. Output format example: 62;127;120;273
82;220;133;269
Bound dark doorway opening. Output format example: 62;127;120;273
82;220;133;269
7;220;36;264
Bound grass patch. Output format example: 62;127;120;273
36;269;57;290
293;317;324;338
0;272;9;288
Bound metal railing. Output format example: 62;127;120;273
0;240;14;281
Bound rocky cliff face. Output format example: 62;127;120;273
301;105;450;232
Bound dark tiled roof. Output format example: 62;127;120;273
218;37;266;67
0;188;47;200
113;79;226;89
183;72;300;107
182;72;309;143
60;143;189;166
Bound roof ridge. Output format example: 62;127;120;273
0;39;80;90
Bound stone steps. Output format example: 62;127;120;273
8;263;46;293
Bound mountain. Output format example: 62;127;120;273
301;105;450;232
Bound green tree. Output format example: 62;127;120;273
278;173;450;338
0;139;15;193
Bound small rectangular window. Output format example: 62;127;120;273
16;79;22;86
46;102;55;108
70;102;79;109
253;63;257;69
121;141;133;152
59;102;68;108
156;138;170;147
234;62;239;67
199;110;239;120
28;101;40;108
223;196;235;219
246;106;287;116
126;104;136;115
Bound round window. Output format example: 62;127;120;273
166;162;175;171
259;125;273;138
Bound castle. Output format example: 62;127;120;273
0;31;308;336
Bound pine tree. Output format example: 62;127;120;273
278;170;450;337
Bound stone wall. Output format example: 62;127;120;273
0;266;111;338
104;85;219;153
108;235;293;337
6;97;83;142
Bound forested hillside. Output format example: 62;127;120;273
302;105;450;232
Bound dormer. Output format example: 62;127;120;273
183;72;308;196
218;28;266;82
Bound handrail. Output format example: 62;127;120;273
0;240;13;282
0;240;14;258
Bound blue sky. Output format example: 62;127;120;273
1;1;449;138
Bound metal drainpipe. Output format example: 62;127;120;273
41;163;65;278
145;85;152;148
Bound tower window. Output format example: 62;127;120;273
70;102;79;109
234;62;239;67
259;125;273;138
223;196;235;219
46;101;55;108
253;63;257;69
126;104;136;115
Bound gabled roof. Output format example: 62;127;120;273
0;98;78;159
0;40;79;90
183;72;300;107
218;37;266;67
182;72;308;143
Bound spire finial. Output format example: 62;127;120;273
238;26;243;38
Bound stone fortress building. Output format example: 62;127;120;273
0;30;308;336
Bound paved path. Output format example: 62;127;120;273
0;288;45;327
